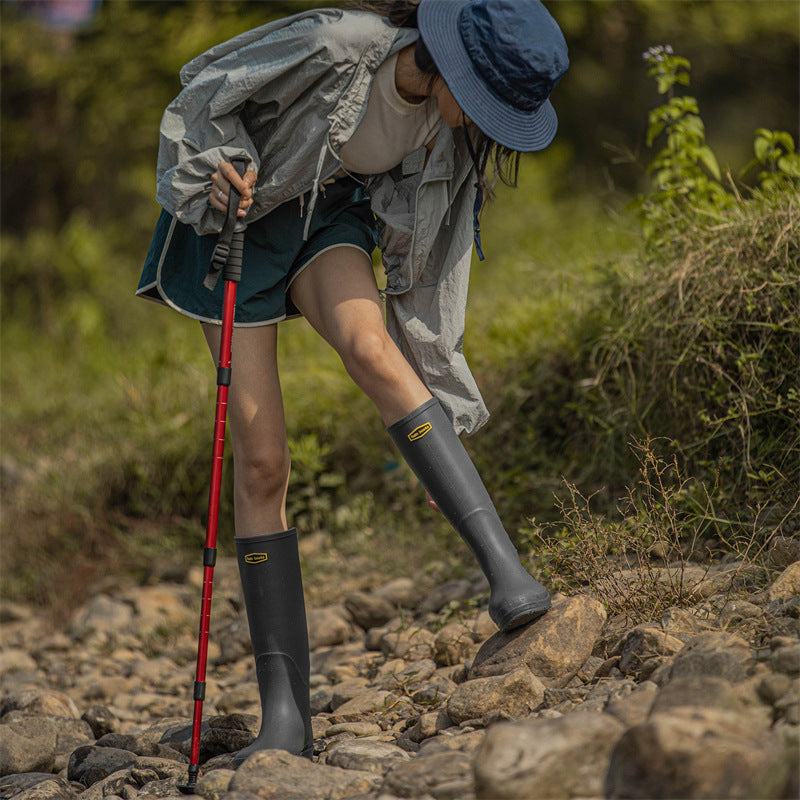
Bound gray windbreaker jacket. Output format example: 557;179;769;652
155;8;489;435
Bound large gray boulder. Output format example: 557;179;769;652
474;712;626;799
606;706;797;799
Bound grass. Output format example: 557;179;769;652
5;144;794;625
1;150;630;616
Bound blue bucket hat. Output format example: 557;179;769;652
417;0;569;152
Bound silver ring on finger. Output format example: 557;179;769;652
218;190;224;200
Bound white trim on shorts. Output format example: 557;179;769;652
136;226;374;327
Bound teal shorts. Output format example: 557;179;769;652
136;176;377;326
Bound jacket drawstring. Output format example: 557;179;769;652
463;125;488;261
303;144;327;241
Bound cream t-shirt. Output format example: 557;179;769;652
339;52;441;175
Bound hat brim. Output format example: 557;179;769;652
418;0;558;152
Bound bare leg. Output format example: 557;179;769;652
202;322;290;537
291;246;551;631
289;248;432;425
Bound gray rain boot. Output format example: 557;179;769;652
388;398;551;632
233;529;313;765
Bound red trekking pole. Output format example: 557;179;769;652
178;158;248;795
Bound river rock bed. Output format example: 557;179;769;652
1;549;798;799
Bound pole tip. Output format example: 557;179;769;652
177;764;200;795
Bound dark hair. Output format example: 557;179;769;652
350;0;522;206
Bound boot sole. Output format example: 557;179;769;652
496;602;550;632
232;742;314;768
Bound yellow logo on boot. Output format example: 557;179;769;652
244;553;268;564
408;423;432;441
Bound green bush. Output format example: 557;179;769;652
475;49;799;541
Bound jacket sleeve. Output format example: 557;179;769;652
155;10;346;235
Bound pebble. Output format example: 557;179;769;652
1;561;797;799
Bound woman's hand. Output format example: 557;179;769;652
209;161;257;218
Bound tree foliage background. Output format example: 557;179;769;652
1;1;798;609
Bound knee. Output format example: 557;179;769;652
234;443;291;504
341;330;396;386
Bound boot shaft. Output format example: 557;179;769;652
235;529;309;675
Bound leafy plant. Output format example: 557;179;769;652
637;45;732;246
742;128;800;193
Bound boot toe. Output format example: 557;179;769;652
490;579;551;632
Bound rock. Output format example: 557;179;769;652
124;585;193;636
330;678;371;710
0;689;79;721
215;684;259;714
312;643;370;680
373;659;438;693
757;672;794;705
328;690;398;724
374;577;422;609
307;605;356;650
0;717;59;776
649;675;753;717
381;750;475;799
410;676;457;706
446;668;545;725
344;591;398;630
380;626;436;661
775;680;800;725
326;739;410;774
771;643;800;675
0;772;59;795
604;682;658;727
73;757;186;800
540;686;589;712
193;768;235;800
81;705;119;739
47;717;95;772
469;595;606;687
95;732;187;762
69;595;134;637
660;606;714;636
717;599;765;628
418;729;486;755
407;710;453;743
181;715;260;762
6;776;78;799
0;601;34;624
768;538;800;569
324;721;383;737
662;631;754;684
228;748;380;799
474;712;626;799
67;745;138;787
617;626;685;678
310;685;335;715
213;615;252;665
433;623;477;667
0;649;38;680
416;578;478;616
606;707;797;799
469;611;497;642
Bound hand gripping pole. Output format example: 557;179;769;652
178;158;248;795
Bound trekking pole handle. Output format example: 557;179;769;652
226;156;249;228
204;157;250;291
223;157;248;284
